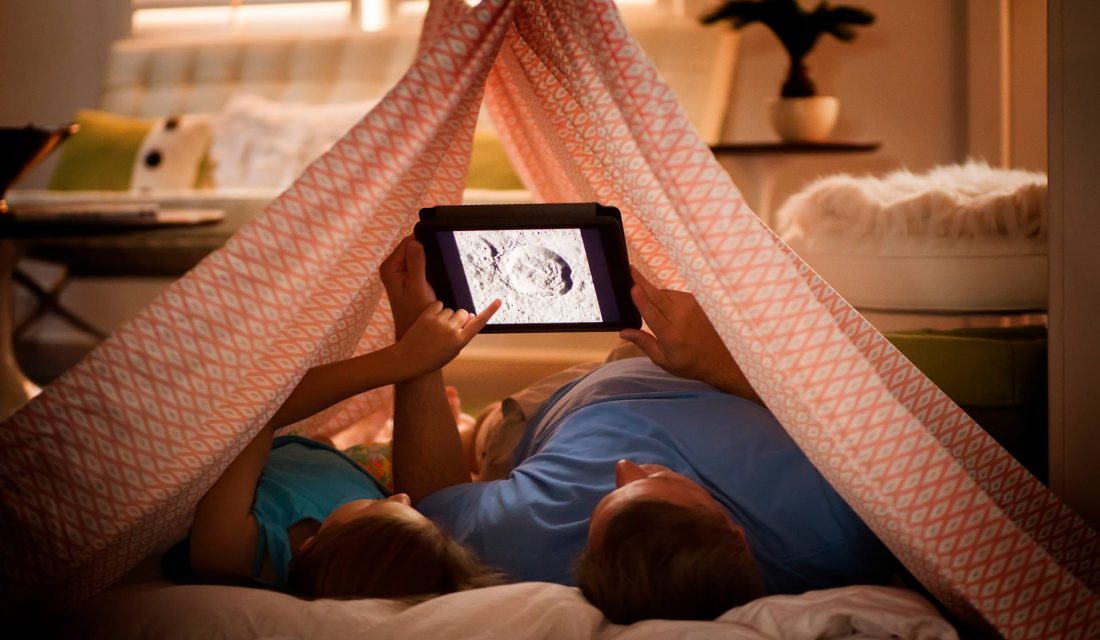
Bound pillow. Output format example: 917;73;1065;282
47;109;213;192
208;94;524;191
774;161;1049;312
48;110;149;191
129;114;214;193
776;161;1047;253
208;95;379;190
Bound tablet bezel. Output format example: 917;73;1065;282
413;214;640;333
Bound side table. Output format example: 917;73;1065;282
0;209;231;421
710;141;880;227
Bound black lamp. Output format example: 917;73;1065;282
0;123;79;215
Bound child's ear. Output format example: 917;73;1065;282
300;535;317;553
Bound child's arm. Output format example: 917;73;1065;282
266;343;416;432
190;300;497;581
268;300;501;430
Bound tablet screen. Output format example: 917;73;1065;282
433;227;622;326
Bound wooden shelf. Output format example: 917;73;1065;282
710;141;881;155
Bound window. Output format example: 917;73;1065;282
131;0;683;38
132;0;357;37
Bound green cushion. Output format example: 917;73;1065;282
466;130;524;191
884;326;1048;480
884;326;1046;407
48;109;153;191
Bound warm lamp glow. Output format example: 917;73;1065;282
359;0;391;31
133;1;352;36
133;6;233;33
237;1;350;28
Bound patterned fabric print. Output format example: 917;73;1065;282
0;0;1096;636
482;1;1099;637
0;0;518;611
342;443;394;494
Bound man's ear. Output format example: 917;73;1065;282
724;519;748;542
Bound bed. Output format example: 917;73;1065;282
64;580;958;639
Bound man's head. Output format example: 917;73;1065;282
575;460;767;624
288;494;500;600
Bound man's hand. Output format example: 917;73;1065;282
394;299;502;376
380;236;437;339
620;267;761;404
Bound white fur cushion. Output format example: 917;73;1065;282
208;94;377;190
776;162;1048;312
776;161;1047;255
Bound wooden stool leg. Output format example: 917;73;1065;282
11;267;108;340
1;240;41;421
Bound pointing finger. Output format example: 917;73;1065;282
462;299;501;338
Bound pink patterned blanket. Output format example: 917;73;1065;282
1;1;1096;635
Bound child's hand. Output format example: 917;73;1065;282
395;299;502;375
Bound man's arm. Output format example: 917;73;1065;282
391;301;499;503
619;267;762;405
380;236;502;502
392;370;470;504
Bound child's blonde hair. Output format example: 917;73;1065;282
288;510;501;600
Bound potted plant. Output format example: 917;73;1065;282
701;0;875;142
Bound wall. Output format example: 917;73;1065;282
3;2;978;336
1;2;1022;358
719;0;969;217
0;0;130;187
965;0;1047;171
1048;0;1100;529
1010;0;1048;171
1;1;971;201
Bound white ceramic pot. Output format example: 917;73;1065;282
770;96;840;142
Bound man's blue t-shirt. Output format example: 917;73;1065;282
417;358;893;593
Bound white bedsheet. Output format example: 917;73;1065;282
66;581;957;640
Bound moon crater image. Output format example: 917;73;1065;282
453;228;602;324
504;246;574;296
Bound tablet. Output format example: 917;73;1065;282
413;204;641;333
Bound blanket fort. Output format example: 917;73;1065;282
1;0;1097;635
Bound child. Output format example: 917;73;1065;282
187;242;502;600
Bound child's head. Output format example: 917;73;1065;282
288;495;500;600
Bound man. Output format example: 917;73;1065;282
382;238;896;624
